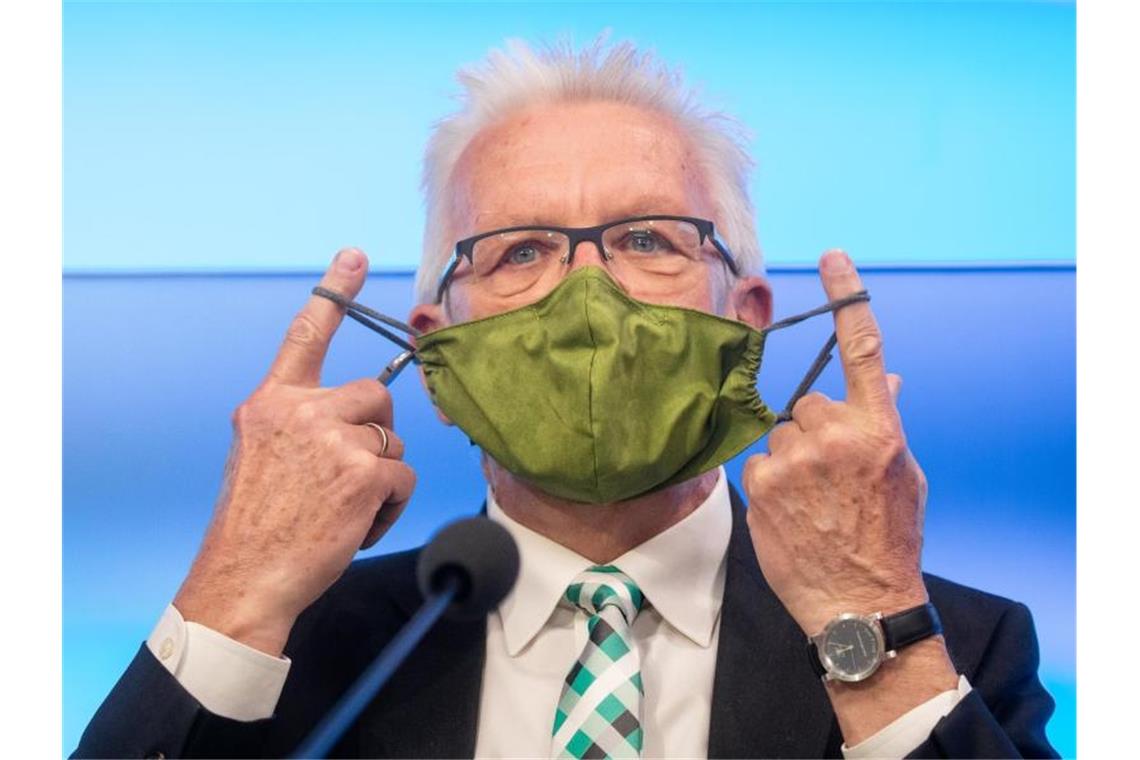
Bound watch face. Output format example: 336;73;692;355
821;617;883;681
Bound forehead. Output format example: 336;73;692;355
451;99;711;232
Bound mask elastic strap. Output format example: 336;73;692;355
762;290;870;423
311;286;422;385
760;290;870;335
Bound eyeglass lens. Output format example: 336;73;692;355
465;218;711;299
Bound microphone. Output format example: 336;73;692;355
290;517;520;759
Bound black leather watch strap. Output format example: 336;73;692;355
806;603;942;680
806;640;827;678
881;602;942;652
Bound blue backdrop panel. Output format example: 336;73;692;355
64;1;1074;271
63;267;1074;755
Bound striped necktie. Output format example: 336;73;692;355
551;565;646;759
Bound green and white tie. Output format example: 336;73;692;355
551;566;646;759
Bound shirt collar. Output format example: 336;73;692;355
486;467;733;655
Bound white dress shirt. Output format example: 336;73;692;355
148;467;969;757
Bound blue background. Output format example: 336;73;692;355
64;0;1074;272
63;1;1076;756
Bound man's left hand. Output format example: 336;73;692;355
743;251;962;744
743;249;929;638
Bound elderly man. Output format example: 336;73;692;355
75;40;1056;759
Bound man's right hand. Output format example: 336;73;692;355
172;248;417;657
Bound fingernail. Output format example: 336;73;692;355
335;248;362;273
822;249;852;274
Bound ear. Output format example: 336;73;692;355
409;302;448;335
725;275;773;330
408;302;455;426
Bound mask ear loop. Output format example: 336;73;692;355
311;286;422;386
759;290;870;423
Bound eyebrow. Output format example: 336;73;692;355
477;194;690;230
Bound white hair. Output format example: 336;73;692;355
414;34;764;304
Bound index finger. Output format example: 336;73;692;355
267;248;368;387
818;249;893;412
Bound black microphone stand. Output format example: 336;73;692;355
289;573;463;759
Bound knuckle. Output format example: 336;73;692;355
345;448;380;475
874;416;903;442
367;380;395;418
915;464;929;496
399;462;418;490
284;312;325;350
384;457;413;479
231;391;270;431
374;460;416;505
873;435;909;473
319;426;347;451
798;391;825;410
231;400;253;430
794;391;828;414
768;423;794;449
816;423;849;456
848;331;884;364
343;378;394;420
785;444;816;472
743;455;772;495
290;398;324;428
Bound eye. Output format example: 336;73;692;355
623;229;676;255
505;244;541;265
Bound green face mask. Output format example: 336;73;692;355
314;267;867;504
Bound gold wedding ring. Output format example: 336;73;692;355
364;422;390;457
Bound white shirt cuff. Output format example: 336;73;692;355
841;675;973;759
146;604;291;722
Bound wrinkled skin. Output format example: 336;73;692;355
741;253;956;744
173;248;414;656
745;253;928;637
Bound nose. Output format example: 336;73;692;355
563;238;632;294
566;239;610;272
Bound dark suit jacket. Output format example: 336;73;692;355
74;488;1059;758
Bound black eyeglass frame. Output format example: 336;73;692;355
434;214;741;303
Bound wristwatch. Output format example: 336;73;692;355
807;602;942;683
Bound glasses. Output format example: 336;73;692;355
434;215;740;303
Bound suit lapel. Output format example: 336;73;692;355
708;486;840;758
